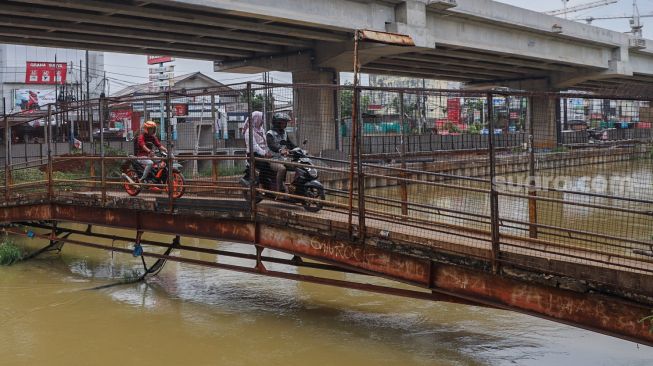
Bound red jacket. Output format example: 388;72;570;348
135;133;162;157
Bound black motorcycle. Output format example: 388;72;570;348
240;146;325;212
121;150;186;199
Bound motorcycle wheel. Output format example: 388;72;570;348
123;169;141;196
302;186;325;212
171;171;186;199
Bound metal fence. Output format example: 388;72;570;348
1;81;652;290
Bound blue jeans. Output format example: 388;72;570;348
138;159;154;181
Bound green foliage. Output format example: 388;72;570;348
12;167;45;184
443;122;461;134
467;123;483;135
339;83;370;117
239;90;272;112
0;235;22;265
551;146;569;153
389;96;417;116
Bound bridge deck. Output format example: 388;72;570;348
67;190;653;284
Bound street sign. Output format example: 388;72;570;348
151;80;175;88
149;73;175;81
149;65;175;74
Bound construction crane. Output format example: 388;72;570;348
577;1;649;38
545;0;618;17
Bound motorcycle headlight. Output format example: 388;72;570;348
308;168;318;178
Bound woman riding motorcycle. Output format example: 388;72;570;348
243;111;285;191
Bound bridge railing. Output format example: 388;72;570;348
1;82;653;287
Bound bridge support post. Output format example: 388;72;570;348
46;105;53;201
487;93;501;273
4;115;11;201
531;95;558;149
246;82;257;219
99;95;106;206
527;97;538;238
210;94;218;182
291;69;338;156
255;245;266;273
165;92;174;213
399;91;408;216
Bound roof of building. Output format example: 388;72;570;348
112;72;227;97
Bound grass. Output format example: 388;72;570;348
0;235;22;265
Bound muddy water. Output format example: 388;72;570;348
1;224;653;366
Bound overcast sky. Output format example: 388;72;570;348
104;0;653;93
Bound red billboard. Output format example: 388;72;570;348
147;55;173;65
173;104;188;116
447;98;461;123
25;62;67;85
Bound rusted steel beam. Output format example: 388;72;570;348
6;228;474;306
257;224;431;286
431;264;653;347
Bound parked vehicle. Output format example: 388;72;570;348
240;144;325;212
121;149;185;198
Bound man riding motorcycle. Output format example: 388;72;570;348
135;121;167;183
266;113;295;193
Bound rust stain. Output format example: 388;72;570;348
359;29;415;46
258;225;430;285
432;264;653;346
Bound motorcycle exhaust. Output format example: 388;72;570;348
121;173;139;188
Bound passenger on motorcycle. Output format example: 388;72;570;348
266;113;296;192
135;121;167;183
243;111;276;188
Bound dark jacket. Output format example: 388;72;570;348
266;129;296;154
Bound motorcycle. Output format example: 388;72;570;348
121;150;186;199
240;143;325;212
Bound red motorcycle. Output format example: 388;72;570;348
121;150;185;198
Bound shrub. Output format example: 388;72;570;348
0;236;22;265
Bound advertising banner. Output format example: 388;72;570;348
147;55;174;65
447;98;461;123
173;104;188;116
25;62;67;84
14;89;56;112
110;109;133;129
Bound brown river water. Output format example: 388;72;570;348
2;160;653;365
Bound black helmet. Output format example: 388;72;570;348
272;113;290;130
273;113;290;123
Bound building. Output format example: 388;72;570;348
0;44;104;142
113;72;243;176
368;75;459;119
0;44;104;114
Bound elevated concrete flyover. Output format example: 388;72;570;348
0;0;651;90
2;0;653;149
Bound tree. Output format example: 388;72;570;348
339;83;370;118
240;90;266;112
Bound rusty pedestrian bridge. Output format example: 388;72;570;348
2;84;653;347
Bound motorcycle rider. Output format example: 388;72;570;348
135;120;167;183
243;111;277;188
266;113;296;193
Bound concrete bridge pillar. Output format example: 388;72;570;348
292;70;338;156
531;95;559;149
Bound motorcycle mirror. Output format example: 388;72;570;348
302;139;308;145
